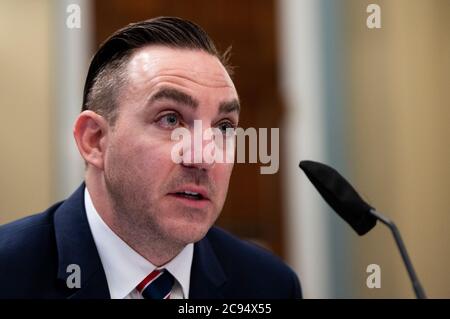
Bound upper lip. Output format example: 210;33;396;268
169;185;210;200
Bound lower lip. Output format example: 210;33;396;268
167;194;211;209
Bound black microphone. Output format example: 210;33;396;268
299;160;426;299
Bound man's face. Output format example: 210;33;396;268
103;46;239;246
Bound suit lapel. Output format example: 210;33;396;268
189;233;227;299
53;183;110;299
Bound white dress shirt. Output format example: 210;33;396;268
84;187;193;299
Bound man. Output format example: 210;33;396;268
0;17;301;299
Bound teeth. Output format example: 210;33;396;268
184;191;199;196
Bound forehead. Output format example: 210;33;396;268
126;46;236;91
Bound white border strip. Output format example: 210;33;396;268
278;0;332;298
54;0;93;199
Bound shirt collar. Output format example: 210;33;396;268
84;186;193;299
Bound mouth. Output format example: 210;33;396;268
172;191;205;200
167;187;211;208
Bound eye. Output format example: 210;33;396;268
156;112;180;129
217;121;236;134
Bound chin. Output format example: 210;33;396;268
164;220;211;245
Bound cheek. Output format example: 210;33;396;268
108;133;176;177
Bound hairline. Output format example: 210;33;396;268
91;45;233;126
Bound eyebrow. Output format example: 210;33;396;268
219;99;240;115
148;86;240;115
148;87;198;109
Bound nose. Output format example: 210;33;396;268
180;122;216;171
181;155;215;172
181;159;214;171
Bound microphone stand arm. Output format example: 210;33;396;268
369;209;427;299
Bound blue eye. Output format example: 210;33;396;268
157;113;180;129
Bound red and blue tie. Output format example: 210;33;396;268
136;269;174;299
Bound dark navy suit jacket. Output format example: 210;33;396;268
0;184;301;299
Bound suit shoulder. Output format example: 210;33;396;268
206;227;290;268
206;226;301;297
0;201;62;258
0;202;64;297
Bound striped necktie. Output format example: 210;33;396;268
136;269;174;299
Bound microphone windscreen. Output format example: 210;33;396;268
299;160;377;235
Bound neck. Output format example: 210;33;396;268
85;171;184;266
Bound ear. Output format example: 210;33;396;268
73;110;109;170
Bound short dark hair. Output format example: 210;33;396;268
82;16;232;124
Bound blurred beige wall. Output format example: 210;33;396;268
0;0;53;224
346;0;450;297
